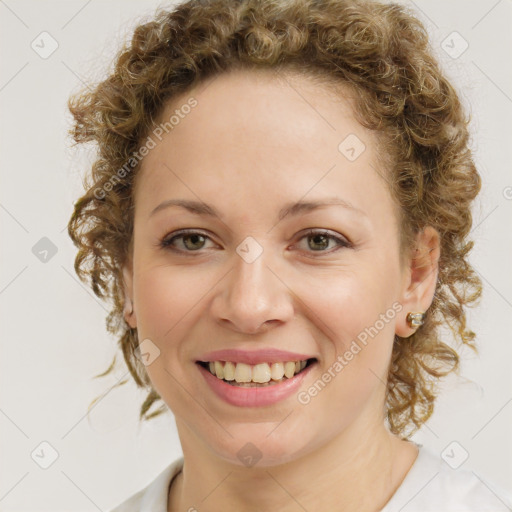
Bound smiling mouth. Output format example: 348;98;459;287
196;358;317;387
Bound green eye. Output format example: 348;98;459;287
161;230;212;252
297;229;350;253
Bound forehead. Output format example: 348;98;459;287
133;68;393;222
155;67;360;147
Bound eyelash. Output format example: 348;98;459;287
159;228;351;256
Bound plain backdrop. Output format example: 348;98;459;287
1;0;511;510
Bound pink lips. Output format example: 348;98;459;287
196;348;315;365
196;363;315;407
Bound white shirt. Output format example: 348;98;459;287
109;444;512;511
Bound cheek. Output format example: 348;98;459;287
299;259;400;343
131;265;213;388
131;264;219;414
295;264;400;396
134;264;211;341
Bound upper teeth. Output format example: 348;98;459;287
207;360;308;383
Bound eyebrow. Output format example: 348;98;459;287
149;196;366;221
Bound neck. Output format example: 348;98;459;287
168;415;418;512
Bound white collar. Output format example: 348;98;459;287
138;456;183;512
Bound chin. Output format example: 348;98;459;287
204;424;317;468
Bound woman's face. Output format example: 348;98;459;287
123;69;422;466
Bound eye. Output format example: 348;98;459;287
159;228;351;255
160;230;216;253
294;229;351;254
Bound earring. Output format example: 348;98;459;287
406;311;425;329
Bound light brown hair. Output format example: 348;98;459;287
67;0;482;437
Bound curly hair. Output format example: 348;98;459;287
67;0;482;437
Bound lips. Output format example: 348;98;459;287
194;348;318;406
196;358;316;407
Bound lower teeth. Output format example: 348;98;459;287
225;379;286;387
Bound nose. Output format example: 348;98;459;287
210;247;295;334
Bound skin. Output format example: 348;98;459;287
122;68;440;512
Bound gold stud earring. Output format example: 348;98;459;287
406;312;425;329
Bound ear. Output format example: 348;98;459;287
395;226;440;338
122;255;137;329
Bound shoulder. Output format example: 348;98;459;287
108;457;184;512
381;445;512;512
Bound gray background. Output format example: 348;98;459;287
1;0;511;510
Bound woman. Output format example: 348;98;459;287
67;0;512;510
